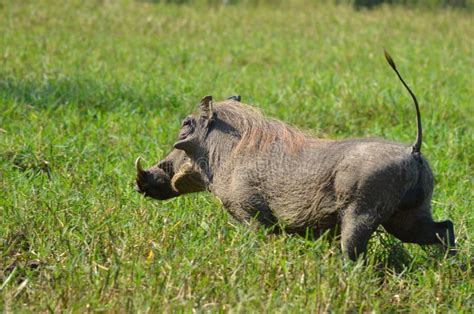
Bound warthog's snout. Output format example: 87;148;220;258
135;157;178;200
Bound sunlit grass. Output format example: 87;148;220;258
0;0;472;311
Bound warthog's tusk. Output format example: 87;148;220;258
135;156;144;174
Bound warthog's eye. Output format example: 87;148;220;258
182;118;192;127
179;117;195;139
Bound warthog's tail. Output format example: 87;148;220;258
384;50;422;155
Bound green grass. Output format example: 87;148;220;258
0;0;472;312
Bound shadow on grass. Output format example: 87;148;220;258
353;0;469;10
372;232;414;273
297;227;454;274
1;149;51;178
370;230;458;278
1;231;41;281
0;77;183;112
282;227;418;273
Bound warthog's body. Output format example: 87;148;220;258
136;55;455;260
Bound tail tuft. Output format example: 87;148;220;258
384;50;396;70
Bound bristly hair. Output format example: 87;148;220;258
214;100;310;154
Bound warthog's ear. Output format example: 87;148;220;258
199;95;213;121
227;95;241;102
173;140;191;152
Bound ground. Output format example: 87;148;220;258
0;0;472;312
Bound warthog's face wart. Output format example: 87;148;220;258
135;96;214;200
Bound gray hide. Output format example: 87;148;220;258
135;56;455;260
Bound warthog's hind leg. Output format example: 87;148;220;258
383;216;456;255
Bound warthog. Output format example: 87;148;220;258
135;52;455;260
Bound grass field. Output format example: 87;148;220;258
1;0;473;312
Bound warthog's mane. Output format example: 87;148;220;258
214;100;312;154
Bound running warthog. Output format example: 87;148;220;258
135;53;455;260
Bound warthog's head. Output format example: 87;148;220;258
135;94;304;200
135;96;217;200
